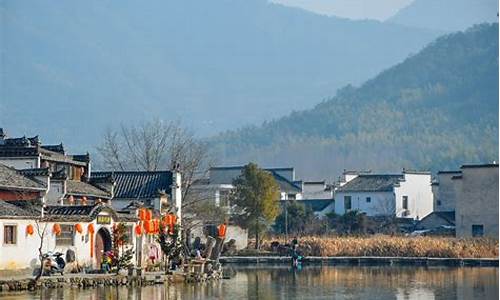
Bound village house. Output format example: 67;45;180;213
454;164;498;238
334;170;433;219
0;130;183;275
292;181;335;217
90;170;182;220
190;166;304;249
415;171;460;232
0;163;138;275
0;129;112;205
417;163;498;238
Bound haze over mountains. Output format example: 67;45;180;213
1;0;498;178
212;24;499;180
2;0;441;149
387;0;498;31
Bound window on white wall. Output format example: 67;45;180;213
3;225;17;245
366;197;371;203
344;196;352;210
402;196;408;210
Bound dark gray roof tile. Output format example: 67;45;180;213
337;174;404;192
91;171;173;199
0;164;47;191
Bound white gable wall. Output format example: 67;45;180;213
394;173;433;219
334;191;395;216
0;157;40;169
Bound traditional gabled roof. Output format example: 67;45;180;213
0;163;47;191
418;211;455;226
209;166;301;193
41;143;64;154
43;204;136;222
91;171;173;199
299;199;334;212
336;174;404;193
0;200;40;218
269;171;301;193
66;180;111;199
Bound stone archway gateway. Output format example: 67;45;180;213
95;227;112;267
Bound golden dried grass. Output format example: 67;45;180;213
254;236;498;258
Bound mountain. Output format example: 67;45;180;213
388;0;498;32
0;0;439;150
211;24;499;180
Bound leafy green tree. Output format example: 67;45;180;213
231;163;280;249
274;201;316;235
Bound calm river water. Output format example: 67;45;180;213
1;265;498;300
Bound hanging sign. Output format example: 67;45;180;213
97;215;112;225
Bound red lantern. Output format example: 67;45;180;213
135;224;143;236
162;214;172;226
138;208;146;221
218;223;227;238
82;196;88;205
143;220;154;234
68;195;74;205
88;223;95;235
53;223;61;236
26;224;34;236
145;209;152;221
75;223;83;234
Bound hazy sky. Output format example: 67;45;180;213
270;0;415;21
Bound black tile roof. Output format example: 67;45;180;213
418;211;455;226
44;204;137;222
337;174;404;192
91;171;173;199
298;199;334;212
66;180;111;199
269;171;301;193
0;200;40;218
0;164;47;191
461;163;499;169
41;144;65;154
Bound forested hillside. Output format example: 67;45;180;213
0;0;438;149
211;24;499;180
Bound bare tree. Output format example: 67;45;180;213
96;120;220;233
34;219;48;281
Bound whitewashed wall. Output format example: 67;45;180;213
0;157;40;169
394;173;433;220
334;191;395;216
0;213;137;272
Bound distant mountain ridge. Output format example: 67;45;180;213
1;0;439;150
211;24;499;180
388;0;498;31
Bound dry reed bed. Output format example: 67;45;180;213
256;236;499;258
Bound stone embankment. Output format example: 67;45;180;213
220;256;499;267
0;270;222;293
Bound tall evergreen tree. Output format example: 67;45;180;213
231;163;280;249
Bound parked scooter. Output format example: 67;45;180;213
42;251;66;276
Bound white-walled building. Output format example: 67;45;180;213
0;201;138;274
454;164;498;238
335;171;433;219
90;170;182;220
